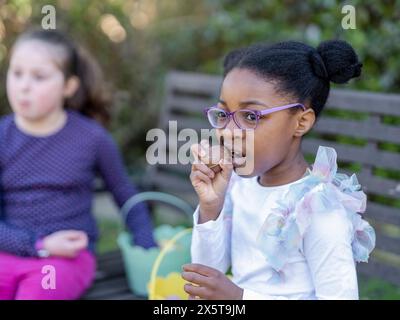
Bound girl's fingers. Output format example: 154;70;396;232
200;139;209;150
64;230;87;240
181;271;211;287
218;146;233;177
188;295;204;300
200;139;212;161
65;234;88;251
197;140;216;164
191;141;233;181
192;144;214;172
191;143;208;160
64;231;80;239
219;159;234;180
63;241;78;253
191;144;202;164
182;263;219;277
192;163;215;179
183;283;208;299
190;170;212;185
75;236;88;249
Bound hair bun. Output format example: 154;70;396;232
309;51;329;81
316;40;362;84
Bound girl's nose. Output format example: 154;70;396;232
19;76;32;92
225;116;241;131
218;127;246;148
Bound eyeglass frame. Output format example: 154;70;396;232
203;103;306;130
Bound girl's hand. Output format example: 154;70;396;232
190;140;233;222
182;263;243;300
43;230;88;258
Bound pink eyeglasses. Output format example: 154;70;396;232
204;103;305;130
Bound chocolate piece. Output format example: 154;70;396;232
205;144;228;173
207;162;222;173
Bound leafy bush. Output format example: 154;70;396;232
1;0;398;171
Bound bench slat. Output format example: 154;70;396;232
303;139;400;171
167;72;400;117
327;89;400;116
357;260;400;286
313;118;400;144
357;172;400;198
365;202;400;225
374;233;400;255
83;278;132;300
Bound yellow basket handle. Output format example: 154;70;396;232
149;228;192;300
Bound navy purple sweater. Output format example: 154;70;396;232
0;110;156;257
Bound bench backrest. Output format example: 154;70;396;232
145;70;400;286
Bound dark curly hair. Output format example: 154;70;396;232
223;40;362;117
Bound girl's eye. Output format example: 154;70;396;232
244;112;257;122
217;111;227;118
12;70;22;78
33;74;47;81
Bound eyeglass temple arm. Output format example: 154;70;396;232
259;103;305;116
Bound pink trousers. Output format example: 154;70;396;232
0;250;96;300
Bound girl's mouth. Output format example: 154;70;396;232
19;100;31;108
205;144;247;172
231;151;247;168
221;139;247;168
221;147;246;168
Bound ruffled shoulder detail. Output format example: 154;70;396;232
256;146;376;273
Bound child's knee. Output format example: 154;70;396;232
15;273;91;300
14;258;95;300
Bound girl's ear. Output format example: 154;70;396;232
294;108;316;137
63;76;80;98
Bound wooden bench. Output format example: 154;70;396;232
143;70;400;286
82;251;145;300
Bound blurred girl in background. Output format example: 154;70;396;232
0;29;156;300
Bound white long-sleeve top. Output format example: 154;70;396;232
191;172;361;300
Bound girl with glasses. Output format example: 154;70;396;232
183;40;375;300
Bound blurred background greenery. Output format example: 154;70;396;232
1;0;399;172
0;0;399;299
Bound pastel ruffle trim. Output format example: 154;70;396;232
256;146;376;272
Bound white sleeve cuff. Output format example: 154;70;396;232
193;205;225;233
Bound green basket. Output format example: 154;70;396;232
117;191;194;297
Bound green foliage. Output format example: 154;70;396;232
97;218;123;254
359;275;400;300
150;0;400;93
1;0;399;172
